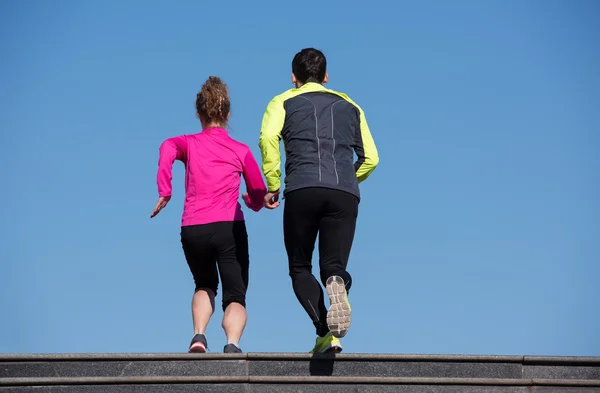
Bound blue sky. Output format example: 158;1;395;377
1;0;598;356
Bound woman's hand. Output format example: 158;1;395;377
150;196;171;218
242;193;262;212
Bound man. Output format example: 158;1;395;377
258;48;379;353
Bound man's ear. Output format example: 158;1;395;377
323;73;329;84
292;73;298;86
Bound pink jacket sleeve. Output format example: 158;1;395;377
157;136;188;197
242;148;267;212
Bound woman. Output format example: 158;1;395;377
151;76;266;353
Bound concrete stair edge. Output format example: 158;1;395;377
2;353;599;364
2;375;600;388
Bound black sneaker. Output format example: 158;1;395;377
189;334;208;353
223;343;242;353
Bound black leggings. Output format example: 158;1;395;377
283;187;358;336
180;221;249;311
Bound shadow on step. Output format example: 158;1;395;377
309;352;337;376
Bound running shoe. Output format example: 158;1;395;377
325;275;352;338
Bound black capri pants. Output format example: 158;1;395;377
180;221;249;311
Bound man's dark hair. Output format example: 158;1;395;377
292;48;327;84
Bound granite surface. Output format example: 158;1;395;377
1;360;246;378
2;353;599;392
250;359;523;378
524;365;600;380
5;356;600;379
3;385;600;393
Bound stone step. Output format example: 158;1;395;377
1;353;599;393
2;353;599;379
1;376;600;393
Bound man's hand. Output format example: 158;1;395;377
150;196;171;218
264;190;280;209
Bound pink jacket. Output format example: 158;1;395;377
157;127;267;227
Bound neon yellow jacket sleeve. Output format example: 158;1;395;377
258;97;285;192
355;107;379;183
